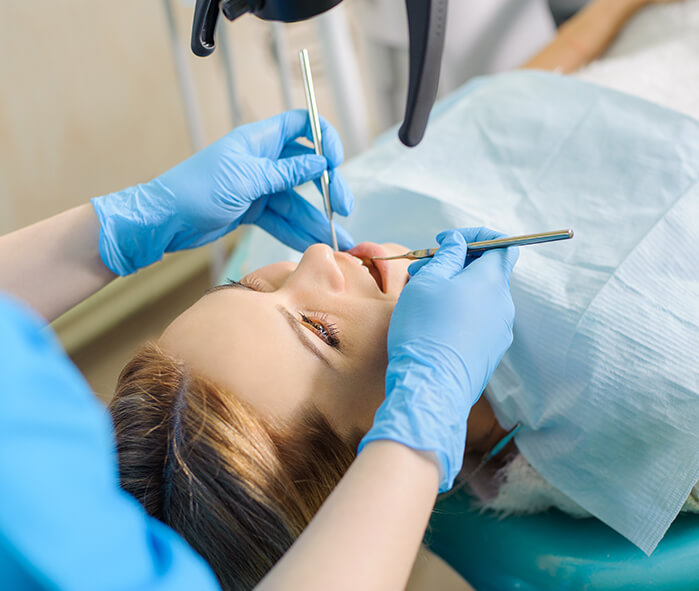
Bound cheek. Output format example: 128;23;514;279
343;301;393;385
324;300;395;435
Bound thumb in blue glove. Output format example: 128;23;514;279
92;110;354;276
359;227;519;491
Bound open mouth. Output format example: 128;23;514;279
347;243;388;292
361;260;383;291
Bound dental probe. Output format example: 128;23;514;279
370;229;574;261
467;423;522;482
441;422;523;500
299;48;339;251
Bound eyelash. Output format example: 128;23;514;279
300;312;341;349
227;276;265;291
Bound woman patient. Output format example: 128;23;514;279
110;227;698;589
111;0;696;588
111;240;501;590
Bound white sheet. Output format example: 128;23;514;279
573;0;699;121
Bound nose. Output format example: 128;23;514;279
290;243;346;293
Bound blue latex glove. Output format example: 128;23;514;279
359;227;519;492
0;294;220;590
92;110;354;276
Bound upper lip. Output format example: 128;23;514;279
347;243;389;293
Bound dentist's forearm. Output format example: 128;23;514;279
0;204;115;321
522;0;653;73
256;440;441;591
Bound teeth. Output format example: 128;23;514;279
365;261;383;290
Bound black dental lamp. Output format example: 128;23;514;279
190;0;448;147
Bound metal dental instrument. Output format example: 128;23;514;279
467;423;522;482
299;48;339;251
371;229;574;261
441;421;522;500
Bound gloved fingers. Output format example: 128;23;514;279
334;221;354;250
409;226;513;276
277;110;345;168
501;244;520;275
436;226;506;246
256;208;354;252
258;154;327;196
317;115;345;168
238;195;268;225
254;212;314;252
412;231;468;280
306;168;354;217
318;115;345;168
408;258;429;276
259;191;354;250
435;226;516;268
278;144;354;217
279;141;313;160
311;168;353;217
460;250;517;335
459;245;520;285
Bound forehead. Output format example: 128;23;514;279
159;289;333;421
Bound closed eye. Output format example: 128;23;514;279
300;312;341;349
201;278;341;367
204;275;267;295
236;276;267;292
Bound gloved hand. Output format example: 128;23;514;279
359;227;519;492
92;110;354;276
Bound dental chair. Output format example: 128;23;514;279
427;489;699;591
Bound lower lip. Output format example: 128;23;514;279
348;243;388;292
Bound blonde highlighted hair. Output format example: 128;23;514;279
110;342;360;590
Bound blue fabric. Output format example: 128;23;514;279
0;294;220;590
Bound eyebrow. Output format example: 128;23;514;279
276;305;333;368
203;282;333;368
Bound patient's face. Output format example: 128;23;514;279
160;242;410;437
160;241;502;449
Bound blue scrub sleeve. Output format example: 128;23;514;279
0;294;220;591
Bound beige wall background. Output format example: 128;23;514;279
1;2;344;397
0;1;341;234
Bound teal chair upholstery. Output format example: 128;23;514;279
427;490;699;591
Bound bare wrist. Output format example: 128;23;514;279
587;0;650;17
363;440;441;491
609;0;651;14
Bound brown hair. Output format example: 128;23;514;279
109;342;361;591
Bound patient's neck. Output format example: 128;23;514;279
466;393;509;455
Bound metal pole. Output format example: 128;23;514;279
162;0;206;151
316;5;370;156
271;23;294;111
216;23;242;128
164;0;229;284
